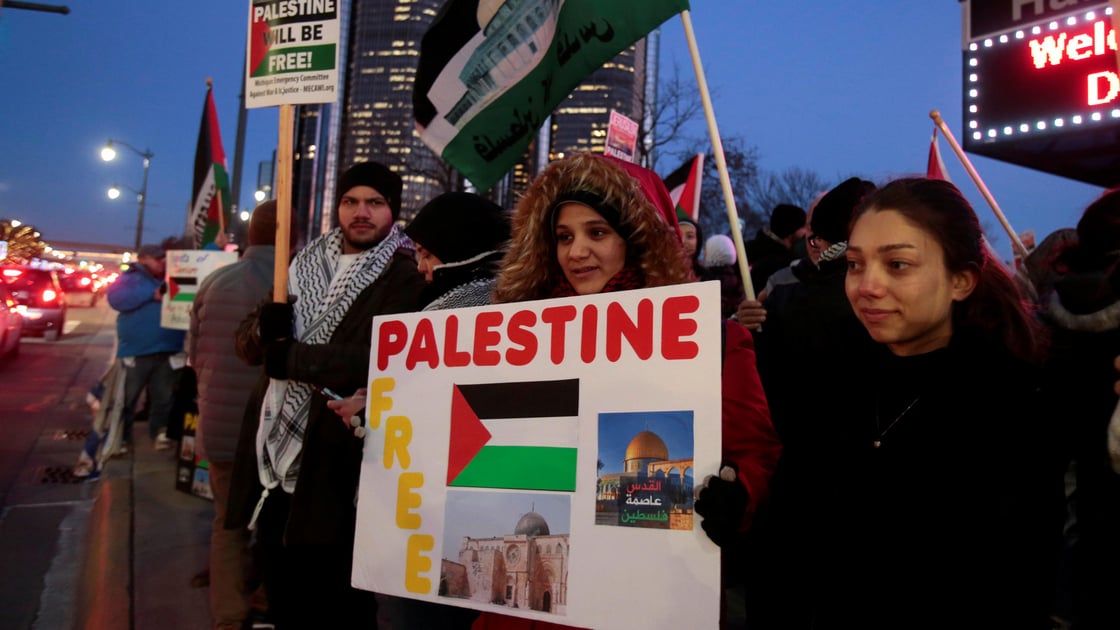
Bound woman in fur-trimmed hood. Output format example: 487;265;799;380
482;151;780;630
1036;187;1120;630
493;152;692;303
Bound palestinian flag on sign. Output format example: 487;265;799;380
412;0;689;192
187;83;231;249
448;379;579;492
663;153;704;222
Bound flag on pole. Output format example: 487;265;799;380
448;379;579;492
927;127;951;182
412;0;690;192
187;82;232;248
663;153;704;221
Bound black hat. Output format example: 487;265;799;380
811;177;876;245
337;162;403;219
770;203;806;239
405;192;510;265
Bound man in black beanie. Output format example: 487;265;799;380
745;202;807;292
228;160;425;628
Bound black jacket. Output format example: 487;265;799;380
226;250;425;545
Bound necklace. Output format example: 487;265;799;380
874;396;920;448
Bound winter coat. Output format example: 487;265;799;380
1039;262;1120;629
744;230;793;293
187;245;274;462
107;264;185;358
747;332;1064;630
225;250;424;544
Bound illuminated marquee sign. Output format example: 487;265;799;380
962;0;1120;186
966;3;1117;141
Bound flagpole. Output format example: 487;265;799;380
273;104;294;302
929;109;1029;260
680;10;755;300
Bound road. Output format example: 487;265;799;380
0;301;116;629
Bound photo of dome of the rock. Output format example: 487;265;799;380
595;410;694;530
440;491;570;615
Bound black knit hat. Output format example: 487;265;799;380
811;177;876;244
336;161;403;219
405;192;511;265
770;203;806;239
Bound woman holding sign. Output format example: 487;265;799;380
476;152;781;629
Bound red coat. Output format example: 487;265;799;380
471;320;781;630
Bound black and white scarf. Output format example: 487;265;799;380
257;225;405;493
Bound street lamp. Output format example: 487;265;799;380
101;139;153;250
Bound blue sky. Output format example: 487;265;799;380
0;1;1105;260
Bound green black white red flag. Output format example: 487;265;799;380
413;0;689;192
187;83;232;248
663;153;704;221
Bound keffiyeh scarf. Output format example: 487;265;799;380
257;225;405;493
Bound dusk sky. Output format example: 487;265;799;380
0;1;1107;261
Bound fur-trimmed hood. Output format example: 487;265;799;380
493;152;692;303
1041;270;1120;333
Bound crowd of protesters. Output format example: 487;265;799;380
83;149;1120;630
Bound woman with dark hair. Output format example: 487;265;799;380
751;177;1064;630
480;152;781;630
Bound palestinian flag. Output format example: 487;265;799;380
448;379;579;491
187;83;232;249
167;276;198;302
413;0;689;192
663;153;704;221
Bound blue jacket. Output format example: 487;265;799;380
107;263;185;358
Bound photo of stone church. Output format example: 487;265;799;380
440;491;570;615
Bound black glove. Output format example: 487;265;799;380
263;340;292;380
259;300;295;344
695;463;750;548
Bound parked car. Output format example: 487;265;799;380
0;282;23;358
60;268;101;307
0;265;67;341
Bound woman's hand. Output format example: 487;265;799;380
327;388;367;428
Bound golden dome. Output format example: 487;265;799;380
624;430;669;462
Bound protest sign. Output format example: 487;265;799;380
245;0;341;108
353;282;722;629
160;249;237;330
603;109;639;163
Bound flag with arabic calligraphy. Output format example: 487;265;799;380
412;0;689;192
448;379;579;491
187;83;232;248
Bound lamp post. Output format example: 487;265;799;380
101;139;153;251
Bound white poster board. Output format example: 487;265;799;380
603;109;639;163
354;283;723;629
160;249;238;330
245;0;341;109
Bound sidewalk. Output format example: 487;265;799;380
77;409;214;630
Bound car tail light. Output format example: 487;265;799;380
42;288;58;303
2;269;21;278
79;277;92;287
